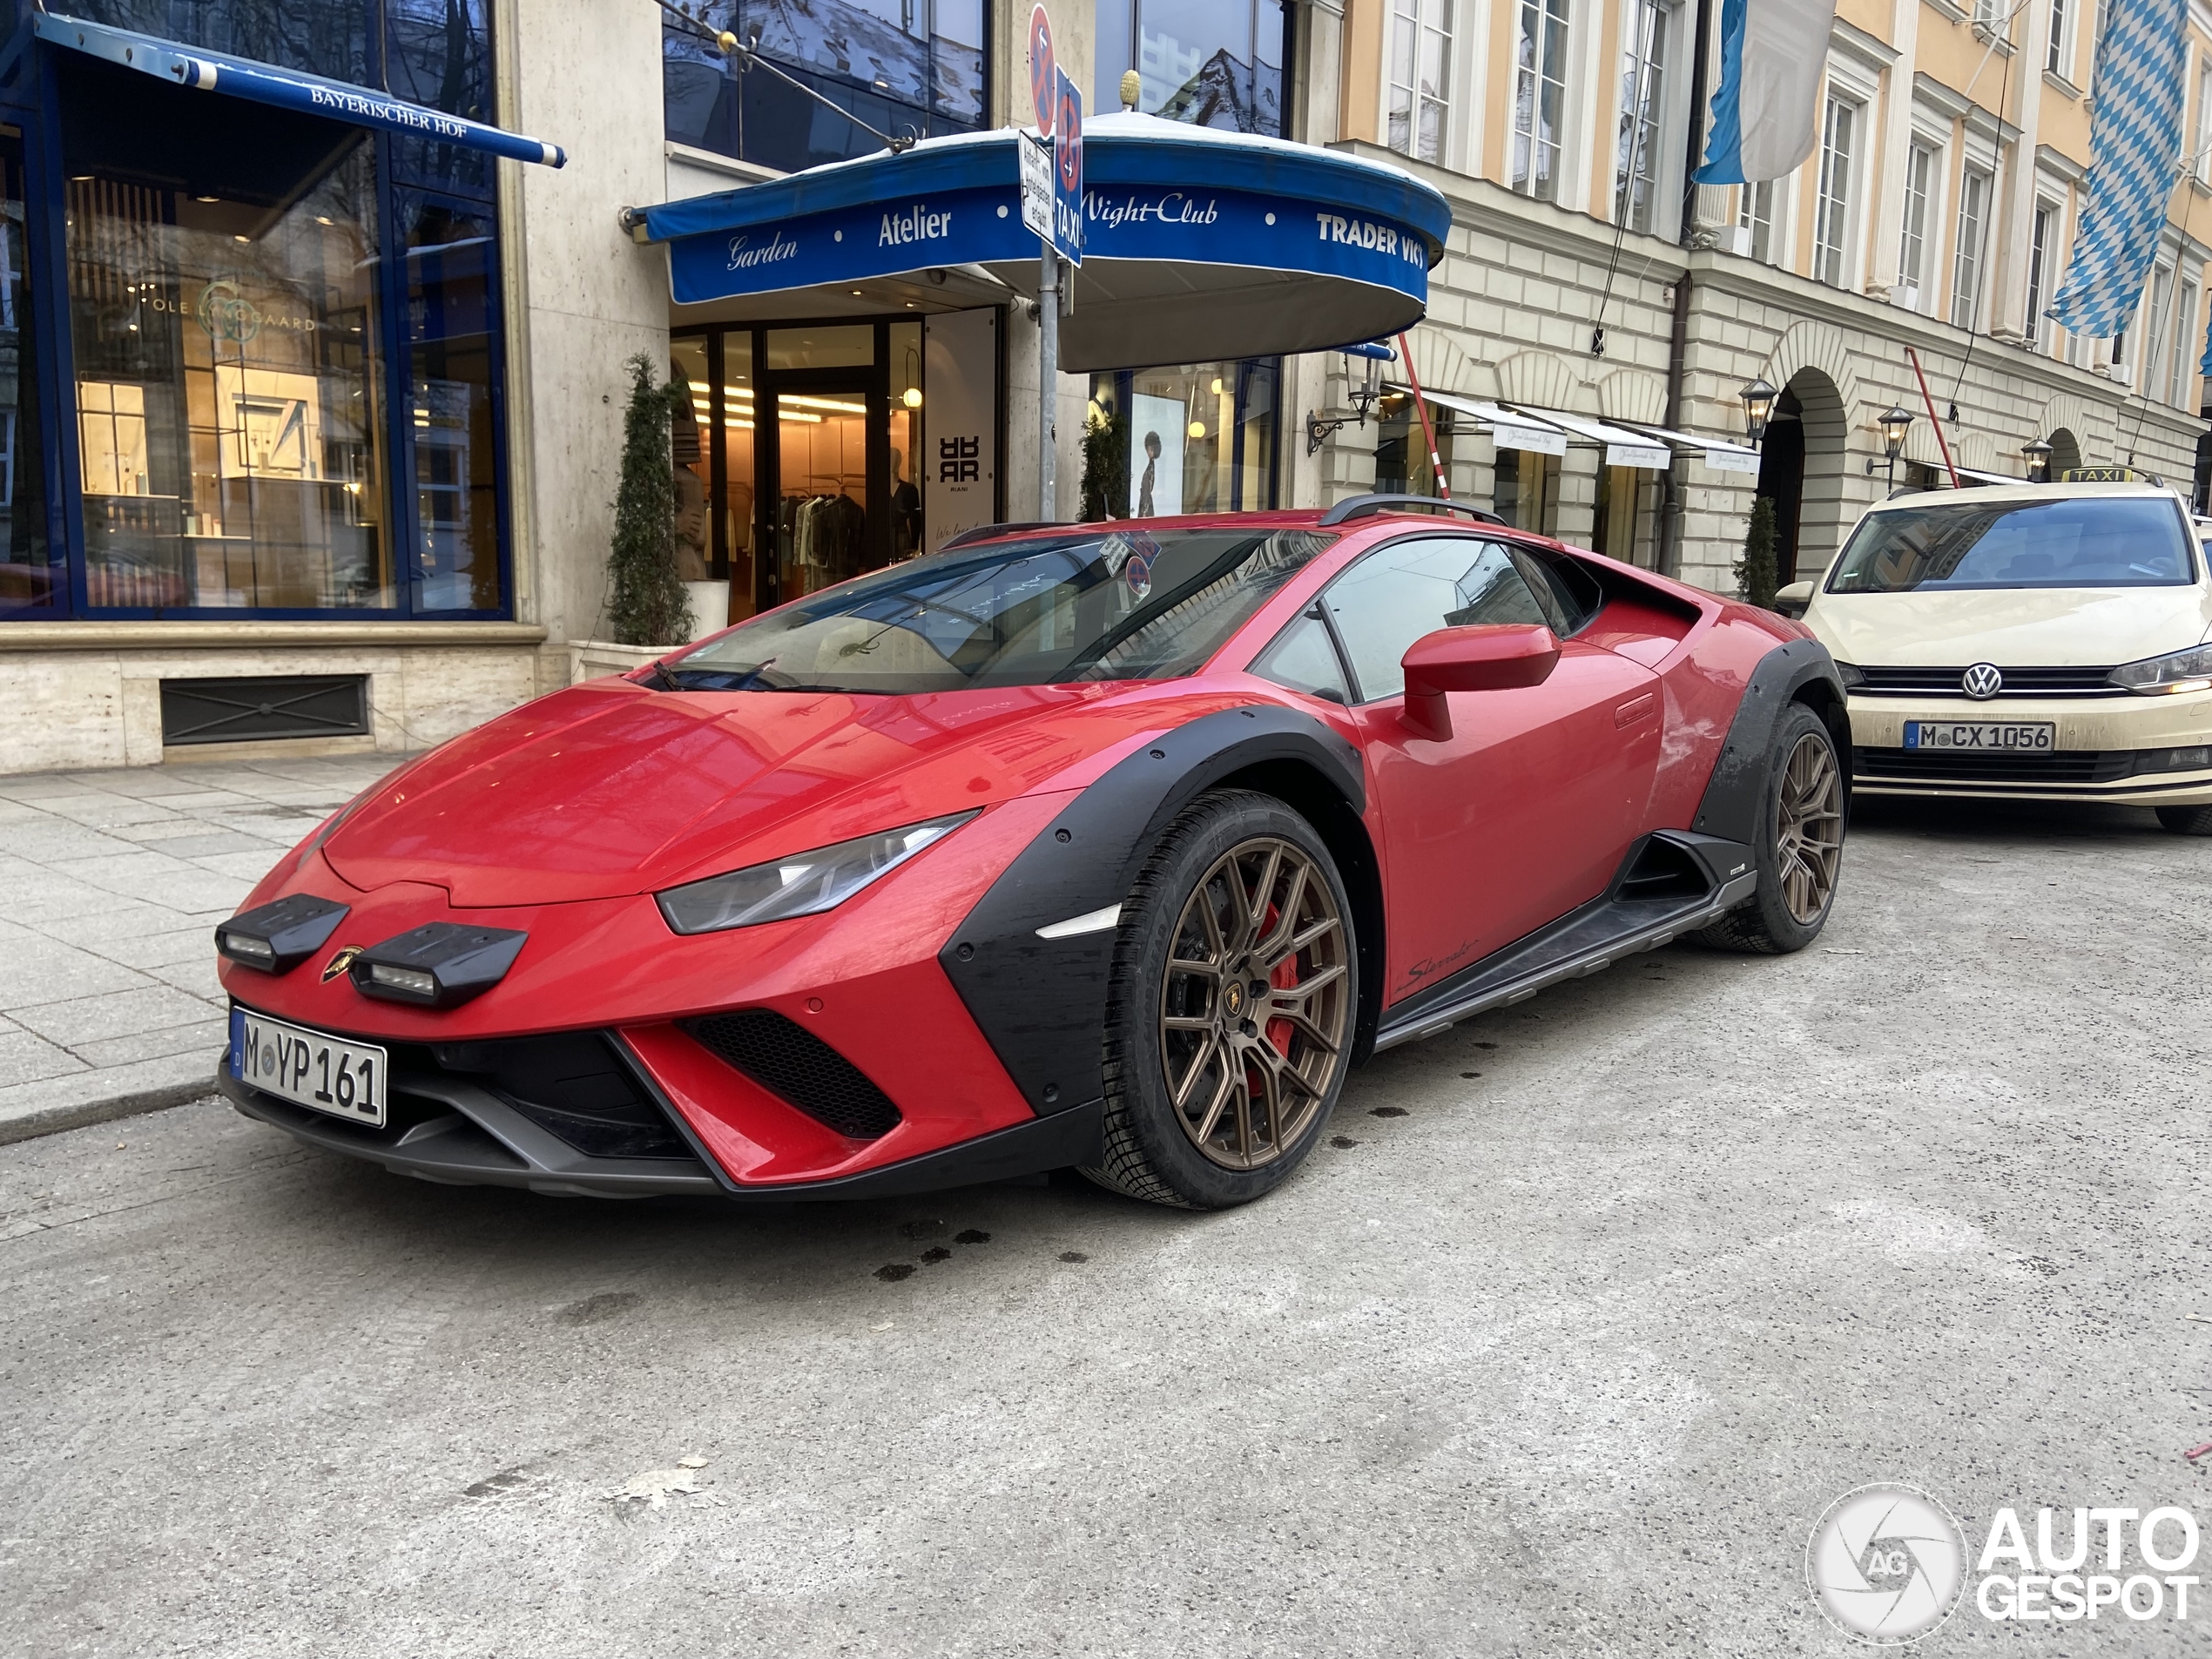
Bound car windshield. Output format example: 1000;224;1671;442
1825;496;2195;594
664;526;1334;693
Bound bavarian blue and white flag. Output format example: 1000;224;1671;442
2049;0;2190;338
1694;0;1839;184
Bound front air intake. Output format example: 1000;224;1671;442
682;1011;904;1140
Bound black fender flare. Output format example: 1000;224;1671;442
939;705;1366;1117
1690;636;1851;851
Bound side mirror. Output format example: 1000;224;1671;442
1773;580;1814;619
1399;624;1561;741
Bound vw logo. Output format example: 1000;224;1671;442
1960;663;2003;700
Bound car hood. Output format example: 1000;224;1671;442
321;678;1248;907
1806;585;2212;667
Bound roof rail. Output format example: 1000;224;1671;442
1317;495;1507;528
935;521;1066;550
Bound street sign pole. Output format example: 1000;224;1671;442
1038;246;1059;520
1028;5;1058;522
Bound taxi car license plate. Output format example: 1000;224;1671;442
230;1007;388;1127
1903;720;2056;752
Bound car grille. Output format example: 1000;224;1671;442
1854;746;2135;785
424;1032;698;1160
1848;664;2119;698
682;1010;904;1140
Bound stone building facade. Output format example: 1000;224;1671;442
1285;0;2212;594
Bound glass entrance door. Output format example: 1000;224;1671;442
678;320;932;615
765;373;879;602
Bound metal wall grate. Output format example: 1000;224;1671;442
159;675;369;745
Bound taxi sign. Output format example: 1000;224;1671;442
2060;466;2157;483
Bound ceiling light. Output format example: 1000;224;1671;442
195;194;219;202
233;233;250;243
316;215;334;226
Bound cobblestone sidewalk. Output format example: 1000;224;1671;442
0;752;407;1142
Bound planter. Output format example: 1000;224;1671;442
568;639;679;684
683;579;731;641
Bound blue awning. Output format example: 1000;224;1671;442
32;11;566;168
639;113;1453;372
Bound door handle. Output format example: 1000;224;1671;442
1614;692;1656;729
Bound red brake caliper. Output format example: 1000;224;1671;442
1264;901;1297;1058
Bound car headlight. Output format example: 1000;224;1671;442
655;812;979;935
2107;642;2212;695
1835;661;1865;690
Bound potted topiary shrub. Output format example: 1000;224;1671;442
575;356;696;681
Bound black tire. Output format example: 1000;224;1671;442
1083;790;1357;1210
2155;805;2212;835
1694;702;1844;954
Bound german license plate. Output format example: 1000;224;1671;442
1903;720;2055;752
230;1007;388;1128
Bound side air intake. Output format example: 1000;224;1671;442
682;1010;904;1140
1615;835;1713;903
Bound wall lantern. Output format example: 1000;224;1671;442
2022;437;2054;484
1740;377;1779;447
1868;405;1914;486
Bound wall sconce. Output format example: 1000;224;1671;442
2021;437;2054;483
1740;377;1779;447
1867;404;1914;485
1306;342;1393;455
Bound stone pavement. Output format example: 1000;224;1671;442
0;752;408;1143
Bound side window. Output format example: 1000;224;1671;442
1322;537;1551;702
1506;545;1604;634
1251;610;1352;705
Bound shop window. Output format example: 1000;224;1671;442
1493;448;1559;535
1085;360;1280;517
890;320;922;558
385;0;496;199
1096;0;1291;136
63;68;392;612
671;335;713;583
1373;393;1451;496
1591;464;1649;565
0;127;51;616
665;0;988;172
401;193;503;612
66;0;372;84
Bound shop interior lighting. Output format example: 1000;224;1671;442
902;387;923;408
780;395;867;415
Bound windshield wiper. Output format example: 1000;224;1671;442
644;659;685;691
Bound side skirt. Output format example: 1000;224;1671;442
1371;832;1756;1053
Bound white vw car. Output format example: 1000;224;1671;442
1783;482;2212;833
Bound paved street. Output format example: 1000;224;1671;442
0;756;403;1143
3;797;2209;1656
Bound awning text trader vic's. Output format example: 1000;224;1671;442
30;11;567;167
640;113;1452;373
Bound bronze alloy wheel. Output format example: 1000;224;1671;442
1157;836;1351;1170
1776;731;1844;925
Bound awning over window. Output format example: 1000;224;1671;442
1611;421;1764;475
638;112;1451;373
30;11;567;168
1386;388;1766;475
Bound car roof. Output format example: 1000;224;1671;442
1862;481;2186;513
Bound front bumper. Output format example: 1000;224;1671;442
219;1059;1103;1201
1845;689;2212;804
213;791;1101;1197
